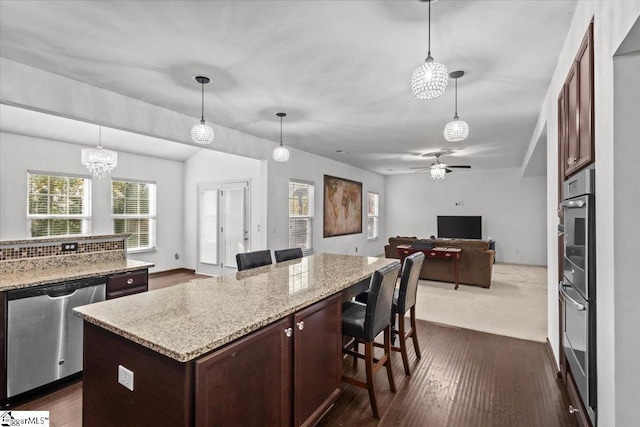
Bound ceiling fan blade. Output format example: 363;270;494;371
445;168;453;173
409;166;430;170
448;165;472;169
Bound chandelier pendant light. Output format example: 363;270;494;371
411;0;449;100
191;76;214;144
81;126;118;179
273;112;290;162
444;70;470;142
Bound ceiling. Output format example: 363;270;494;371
0;0;576;175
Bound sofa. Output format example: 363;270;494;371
384;236;495;288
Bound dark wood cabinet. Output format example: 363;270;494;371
106;269;148;299
0;292;5;401
562;21;594;179
293;295;342;427
195;294;341;427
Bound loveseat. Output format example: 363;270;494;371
384;236;495;288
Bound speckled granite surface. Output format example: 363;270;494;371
0;258;154;291
74;253;399;362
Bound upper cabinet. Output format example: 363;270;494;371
560;21;594;179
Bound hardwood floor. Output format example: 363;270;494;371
9;271;576;427
148;268;210;291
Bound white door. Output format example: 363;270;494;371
197;181;250;276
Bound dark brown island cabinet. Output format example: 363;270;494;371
559;20;594;180
83;294;342;427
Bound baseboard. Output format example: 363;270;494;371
544;338;561;379
148;268;196;278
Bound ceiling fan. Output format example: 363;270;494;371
410;151;471;179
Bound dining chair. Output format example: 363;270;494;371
341;261;401;419
274;248;303;263
235;250;272;272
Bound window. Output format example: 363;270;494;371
367;192;379;240
289;180;314;255
112;180;156;251
27;172;91;237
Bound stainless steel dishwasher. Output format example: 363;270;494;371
6;276;106;398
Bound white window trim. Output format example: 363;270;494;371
289;179;315;255
367;191;379;241
26;171;92;237
111;179;157;252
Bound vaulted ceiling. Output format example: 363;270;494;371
0;0;576;175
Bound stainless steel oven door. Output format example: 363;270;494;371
561;194;592;299
560;282;590;408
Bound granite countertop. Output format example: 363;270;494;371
74;253;398;363
0;259;154;291
0;233;129;247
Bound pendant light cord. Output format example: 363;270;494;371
455;78;458;117
200;82;205;121
280;115;284;147
428;0;432;57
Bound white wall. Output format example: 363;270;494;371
0;132;184;272
613;51;640;427
534;2;640;425
182;149;265;270
385;167;547;265
267;147;386;258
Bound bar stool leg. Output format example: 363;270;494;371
397;314;411;375
410;306;421;359
383;327;396;393
364;341;379;419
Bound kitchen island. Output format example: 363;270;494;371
74;253;398;426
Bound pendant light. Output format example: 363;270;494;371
273;112;290;162
191;76;214;144
443;70;469;142
411;0;449;100
81;126;118;178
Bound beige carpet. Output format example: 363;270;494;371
412;263;548;342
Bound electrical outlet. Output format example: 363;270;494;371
118;365;134;391
355;247;358;253
175;253;180;260
61;242;78;252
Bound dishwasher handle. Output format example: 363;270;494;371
7;276;106;301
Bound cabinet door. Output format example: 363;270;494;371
558;85;568;183
195;317;293;427
293;294;341;427
565;61;579;178
575;22;594;171
0;292;5;401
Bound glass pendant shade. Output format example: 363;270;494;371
191;119;214;144
273;145;290;162
81;127;117;179
192;76;214;144
444;116;469;142
411;57;449;100
430;165;446;180
273;112;290;162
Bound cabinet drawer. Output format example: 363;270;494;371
107;270;148;299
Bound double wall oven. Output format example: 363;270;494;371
559;168;596;424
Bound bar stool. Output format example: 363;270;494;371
341;261;401;419
274;248;303;263
389;251;424;375
235;250;272;271
356;252;425;375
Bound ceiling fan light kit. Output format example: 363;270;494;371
191;75;214;145
81;126;118;178
411;0;448;100
273;112;290;162
444;70;469;142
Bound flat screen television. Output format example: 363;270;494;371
437;216;482;239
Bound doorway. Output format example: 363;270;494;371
197;180;250;276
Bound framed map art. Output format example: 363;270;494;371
323;175;362;237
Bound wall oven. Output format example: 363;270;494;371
559;168;596;424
